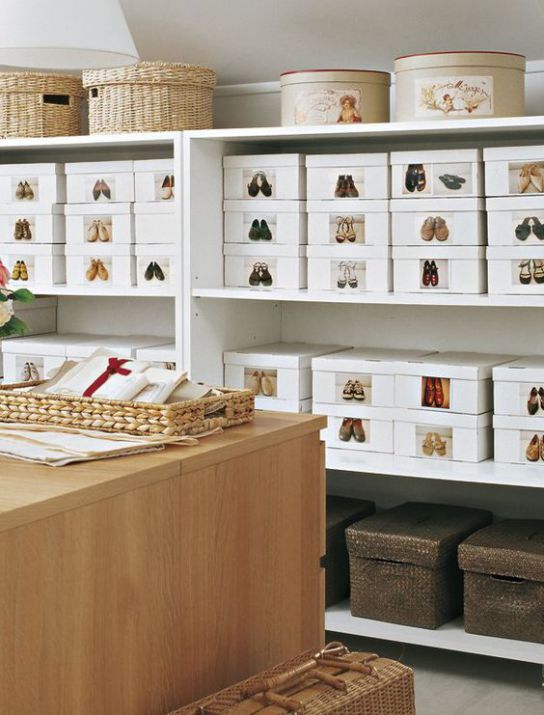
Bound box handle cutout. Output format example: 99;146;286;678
490;574;525;584
42;94;70;106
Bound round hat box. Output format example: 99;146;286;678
394;51;525;121
280;69;390;126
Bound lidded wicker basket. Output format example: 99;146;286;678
0;71;84;138
83;61;217;134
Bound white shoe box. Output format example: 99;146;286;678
308;199;389;246
393;246;487;293
224;200;307;245
223;154;305;200
135;243;175;288
391;149;483;199
65;160;134;203
2;353;64;382
487;245;544;293
224;342;346;406
395;351;514;415
487;196;544;246
0;243;65;287
318;404;394;454
134;158;175;203
0;332;89;382
224;244;307;289
65;203;134;244
64;334;173;360
312;347;434;408
65;243;135;287
136;342;177;369
307;245;391;292
134;202;176;244
484;145;544;197
493;356;544;417
306;153;389;200
394;408;493;462
390;198;486;246
493;414;544;465
0;163;66;204
0;203;65;243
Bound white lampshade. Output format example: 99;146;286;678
0;0;139;70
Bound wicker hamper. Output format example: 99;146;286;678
346;502;492;629
83;61;216;134
167;642;415;715
459;519;544;643
0;72;83;138
326;496;375;607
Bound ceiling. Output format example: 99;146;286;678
121;0;544;85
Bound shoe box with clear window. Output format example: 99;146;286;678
390;149;483;199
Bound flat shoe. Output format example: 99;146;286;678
531;216;544;240
153;262;165;281
434;216;450;241
353;381;365;401
422;432;434;456
22;220;32;240
260;373;274;396
259;262;273;286
19;260;28;281
249;263;262;286
96;259;109;281
422;260;431;287
515;217;532;241
338;417;353;442
416;164;426;192
11;261;20;280
98;221;110;242
519;165;531;193
526;433;540;461
247;174;260;198
88;221;99;242
260;219;272;241
23;181;34;200
530;164;543;193
533;259;544;284
144;262;155;281
434;377;444;407
248;370;261;395
342;380;355;400
100;179;111;200
420;216;435;241
424;376;435;406
86;259;98;281
429;260;439;287
15;182;25;200
13;220;23;240
92;180;101;201
248;219;261;241
29;362;40;380
528;387;539;415
352;418;366;442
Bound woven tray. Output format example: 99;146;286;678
0;381;254;437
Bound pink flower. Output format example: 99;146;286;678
0;260;10;287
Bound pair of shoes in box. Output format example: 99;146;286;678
337;261;359;289
335;216;357;243
342;379;365;401
20;361;40;381
519;164;544;193
249;219;272;241
88;220;110;242
249;262;272;286
519;260;544;284
526;434;544;462
247;172;272;198
420;216;449;241
335;175;359;198
422;260;439;287
15;181;34;200
144;261;165;281
423;376;445;408
421;431;447;457
338;417;365;443
248;370;274;396
515;216;544;241
11;260;29;280
14;219;32;240
527;386;544;415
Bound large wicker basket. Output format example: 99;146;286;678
0;381;253;437
0;71;84;138
83;61;216;134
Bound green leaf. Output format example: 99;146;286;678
11;289;35;303
0;315;27;336
0;293;7;302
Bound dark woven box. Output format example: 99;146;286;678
346;502;492;629
326;495;375;607
459;519;544;644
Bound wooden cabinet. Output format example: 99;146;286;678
0;412;326;715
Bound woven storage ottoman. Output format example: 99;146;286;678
83;62;216;134
459;519;544;643
0;72;83;138
167;642;415;715
346;502;492;629
326;496;375;607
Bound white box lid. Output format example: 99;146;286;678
314;402;395;421
136;343;176;361
486;196;544;211
493;356;544;382
1;332;89;356
134;202;176;215
224;342;348;369
393;246;485;259
487;245;544;259
395;407;492;428
312;347;435;374
0;202;64;215
308;245;390;259
65;160;134;174
223;154;305;168
0;163;64;176
223;200;306;213
493;413;544;430
390;198;485;212
307;199;389;213
396;351;514;380
135;243;174;256
133;158;174;172
390;148;482;164
64;202;133;215
306;153;388;168
67;334;172;358
223;244;306;258
483;145;544;162
0;242;64;255
65;243;135;256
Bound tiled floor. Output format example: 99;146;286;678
327;632;544;715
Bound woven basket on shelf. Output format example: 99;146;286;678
0;71;84;138
83;61;217;134
0;381;253;437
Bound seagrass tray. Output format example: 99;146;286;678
0;381;254;437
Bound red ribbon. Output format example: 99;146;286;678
82;357;132;398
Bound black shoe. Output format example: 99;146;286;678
515;217;532;241
258;172;273;197
259;262;273;286
260;219;272;240
345;175;359;198
154;262;165;281
248;219;261;240
247;174;260;197
144;262;155;281
100;179;112;200
438;174;464;190
335;175;347;198
405;164;418;193
532;217;544;240
249;263;262;286
416;164;426;192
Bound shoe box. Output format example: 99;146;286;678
484;145;544;197
63;334;173;360
307;245;392;292
487;245;544;293
134;202;177;244
493;356;544;465
0;203;65;244
134;159;175;203
306;153;389;200
224;243;307;289
65;242;135;287
136;343;177;369
0;242;65;288
390;149;484;199
392;245;487;293
0;163;66;204
486;197;544;246
65;203;134;244
391;198;486;246
224;200;307;245
65;160;135;204
223;154;306;201
307;199;389;246
0;332;84;383
312;347;433;455
135;243;175;288
224;342;346;412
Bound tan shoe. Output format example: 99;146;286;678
338;417;353;442
86;259;98;281
248;370;261;395
420;216;435;241
11;261;20;280
422;432;434;456
344;216;357;242
23;181;34;200
530;164;543;193
97;221;110;242
526;434;540;462
352;418;366;442
13;219;23;240
19;260;28;281
519;165;531;193
15;182;25;200
434;216;450;241
434;432;447;457
96;259;109;281
260;371;274;396
22;219;32;240
87;221;99;242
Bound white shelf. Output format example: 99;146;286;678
326;449;544;489
33;285;176;298
325;601;544;665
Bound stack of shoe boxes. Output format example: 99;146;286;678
136;343;177;370
65;160;135;288
485;146;544;293
306;153;390;292
391;149;487;293
0;164;66;289
223;154;307;289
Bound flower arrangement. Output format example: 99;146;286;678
0;259;34;338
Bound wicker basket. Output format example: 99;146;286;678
326;496;375;607
83;61;216;134
459;519;544;644
0;72;84;138
0;381;253;437
346;502;492;629
167;642;415;715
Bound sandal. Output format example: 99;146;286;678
404;164;418;193
416;164;426;192
433;433;447;456
345;216;357;242
515;216;532;241
519;260;532;284
347;262;358;288
533;259;544;284
335;216;346;243
422;432;434;456
337;261;347;289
